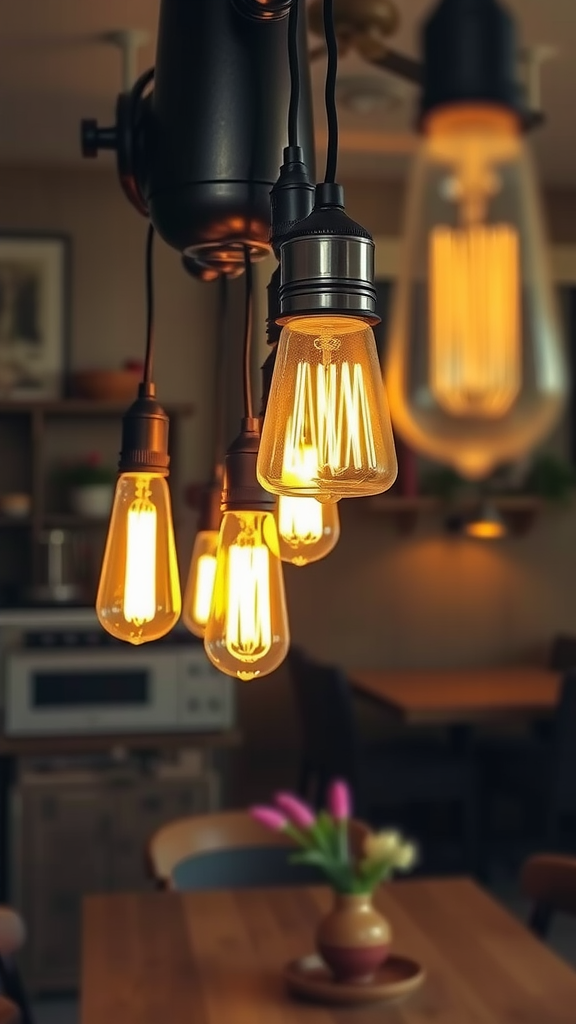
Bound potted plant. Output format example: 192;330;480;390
59;452;116;519
251;780;416;985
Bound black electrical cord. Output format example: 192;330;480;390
287;0;300;147
143;222;155;386
323;0;339;183
212;275;229;470
242;247;254;421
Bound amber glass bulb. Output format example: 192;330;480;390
257;315;397;501
96;473;181;645
386;105;567;479
277;495;340;566
182;529;219;638
204;510;289;680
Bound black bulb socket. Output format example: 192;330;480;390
198;472;225;531
259;346;278;421
270;146;315;256
266;265;282;346
420;0;521;120
118;382;170;475
277;183;380;324
220;419;276;514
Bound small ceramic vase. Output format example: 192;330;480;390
316;892;391;985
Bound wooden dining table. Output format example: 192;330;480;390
82;878;576;1024
349;667;561;725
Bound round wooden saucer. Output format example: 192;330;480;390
284;953;425;1005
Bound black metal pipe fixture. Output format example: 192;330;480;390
81;0;315;276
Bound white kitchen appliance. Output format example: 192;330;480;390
4;639;234;736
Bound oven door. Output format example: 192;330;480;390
4;649;179;736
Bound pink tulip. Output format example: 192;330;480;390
328;779;351;820
275;792;315;830
250;806;287;832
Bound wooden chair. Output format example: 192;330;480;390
0;909;32;1024
549;635;576;671
521;854;576;938
147;809;369;891
286;647;479;869
0;998;20;1024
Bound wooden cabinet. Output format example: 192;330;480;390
13;767;217;992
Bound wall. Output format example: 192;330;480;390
0;165;221;498
1;165;575;783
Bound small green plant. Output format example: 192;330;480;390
58;452;116;488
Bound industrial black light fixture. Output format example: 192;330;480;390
257;0;398;505
203;250;290;680
96;225;181;645
384;0;567;481
82;0;314;277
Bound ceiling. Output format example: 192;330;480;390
0;0;574;184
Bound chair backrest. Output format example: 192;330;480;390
521;854;576;938
147;810;369;891
550;672;576;815
287;646;359;803
147;811;290;888
548;635;576;671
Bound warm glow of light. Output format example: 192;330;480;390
124;492;157;625
182;530;219;639
193;553;217;626
96;473;181;645
278;495;323;546
204;511;289;680
226;544;272;661
277;441;340;565
465;519;507;540
430;224;520;417
384;102;567;480
285;357;377;489
257;316;397;501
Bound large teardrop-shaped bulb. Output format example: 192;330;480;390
182;529;219;638
96;473;181;644
204;510;289;680
386;105;568;479
257;315;397;501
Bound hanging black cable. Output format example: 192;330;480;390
242;247;254;421
118;221;170;477
212;275;229;470
323;0;339;183
287;0;300;147
143;222;155;386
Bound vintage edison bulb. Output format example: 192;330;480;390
257;315;397;501
96;473;181;644
275;443;340;565
277;496;340;566
182;530;219;638
386;105;567;479
204;510;289;680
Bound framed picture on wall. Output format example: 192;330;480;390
0;233;70;400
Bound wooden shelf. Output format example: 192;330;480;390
0;517;32;529
43;515;109;529
364;494;545;535
0;728;243;757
